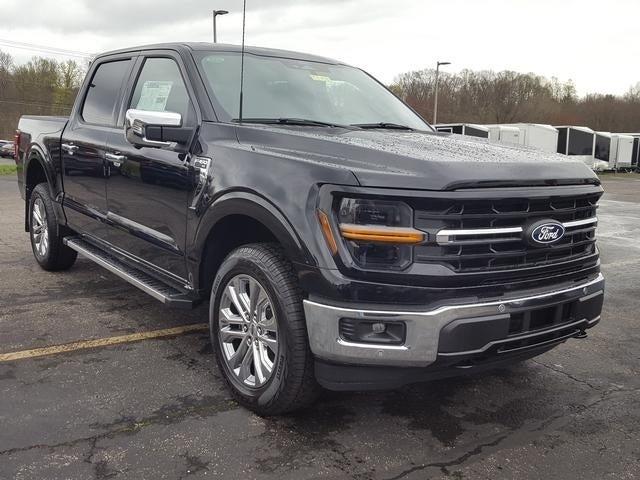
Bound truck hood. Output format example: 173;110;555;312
237;125;599;190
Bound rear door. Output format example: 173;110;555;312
62;57;134;237
104;52;197;280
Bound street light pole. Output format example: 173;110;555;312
433;61;451;125
213;10;229;43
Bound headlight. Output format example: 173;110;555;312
330;198;424;270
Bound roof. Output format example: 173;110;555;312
507;123;557;132
484;124;521;131
95;42;345;65
435;123;489;131
554;125;595;134
611;133;634;140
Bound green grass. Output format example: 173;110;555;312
0;164;17;176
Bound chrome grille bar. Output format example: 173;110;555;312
562;217;599;229
436;217;597;245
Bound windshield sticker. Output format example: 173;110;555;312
205;56;226;64
136;81;173;111
310;74;332;82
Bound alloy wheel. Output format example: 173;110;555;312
218;274;279;388
32;198;49;258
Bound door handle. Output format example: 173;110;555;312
62;143;79;155
105;152;127;167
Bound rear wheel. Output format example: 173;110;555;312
29;183;77;271
210;244;320;415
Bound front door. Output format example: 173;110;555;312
62;58;134;238
105;55;197;281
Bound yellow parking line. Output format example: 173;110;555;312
0;323;209;362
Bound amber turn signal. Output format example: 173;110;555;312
339;224;425;244
317;210;338;255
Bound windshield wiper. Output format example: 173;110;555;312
351;122;415;131
233;118;352;129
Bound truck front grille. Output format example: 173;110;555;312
413;190;600;273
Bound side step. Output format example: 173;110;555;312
64;236;197;309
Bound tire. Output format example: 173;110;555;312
209;243;320;415
29;183;77;271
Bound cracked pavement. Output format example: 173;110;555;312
0;174;639;479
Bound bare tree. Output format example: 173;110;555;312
392;67;640;132
0;50;87;138
55;60;83;106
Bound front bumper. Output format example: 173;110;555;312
303;273;604;369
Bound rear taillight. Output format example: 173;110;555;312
13;130;20;160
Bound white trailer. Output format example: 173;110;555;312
611;134;634;170
619;133;640;169
593;132;612;171
503;123;558;153
435;123;489;139
555;126;595;167
485;125;521;145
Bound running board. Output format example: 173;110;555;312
63;236;196;309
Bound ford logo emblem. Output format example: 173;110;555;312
526;220;565;246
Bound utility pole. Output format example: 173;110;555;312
213;10;229;43
433;61;451;125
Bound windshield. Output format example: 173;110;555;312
196;52;431;130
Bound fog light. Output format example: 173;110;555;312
372;322;386;334
339;318;405;345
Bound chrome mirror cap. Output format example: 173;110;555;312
124;109;182;148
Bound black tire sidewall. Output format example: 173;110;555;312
210;250;295;408
29;186;57;266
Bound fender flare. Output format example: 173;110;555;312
24;144;65;229
24;144;59;199
194;190;313;268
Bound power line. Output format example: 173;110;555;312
0;39;94;59
2;78;82;88
0;39;93;57
0;99;73;108
1;93;75;104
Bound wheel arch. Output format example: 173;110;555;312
194;192;313;294
24;148;60;231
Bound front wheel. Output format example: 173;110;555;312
210;244;320;415
29;183;77;271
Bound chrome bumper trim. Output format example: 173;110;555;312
303;273;604;367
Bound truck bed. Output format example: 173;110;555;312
16;115;68;199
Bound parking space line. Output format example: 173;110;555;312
0;323;209;362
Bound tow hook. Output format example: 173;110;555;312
575;330;588;339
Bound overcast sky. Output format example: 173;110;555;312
1;0;639;95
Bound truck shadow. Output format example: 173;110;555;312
244;361;572;476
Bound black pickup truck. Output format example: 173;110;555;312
16;43;604;415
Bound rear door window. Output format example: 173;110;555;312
81;59;132;126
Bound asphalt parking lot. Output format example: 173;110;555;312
0;174;639;480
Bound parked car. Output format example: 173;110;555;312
15;43;604;415
0;141;14;158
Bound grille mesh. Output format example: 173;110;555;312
413;192;600;273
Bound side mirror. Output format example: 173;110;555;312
125;109;192;148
